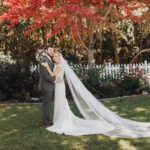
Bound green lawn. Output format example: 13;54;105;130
0;96;150;150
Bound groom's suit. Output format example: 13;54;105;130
40;55;55;125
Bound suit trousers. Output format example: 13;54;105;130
42;91;54;125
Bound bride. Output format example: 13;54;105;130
42;52;150;138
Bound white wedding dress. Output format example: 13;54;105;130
47;56;150;138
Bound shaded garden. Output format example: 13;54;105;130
0;0;150;102
0;96;150;150
0;0;150;149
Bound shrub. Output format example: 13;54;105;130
0;62;38;101
72;65;150;99
1;61;149;101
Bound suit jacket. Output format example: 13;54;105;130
39;55;55;92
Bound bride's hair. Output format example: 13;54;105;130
54;51;61;57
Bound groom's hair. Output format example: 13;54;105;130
44;45;54;51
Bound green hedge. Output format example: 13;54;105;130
72;66;150;99
0;62;149;101
0;62;38;101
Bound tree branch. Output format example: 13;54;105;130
130;48;150;63
103;4;112;19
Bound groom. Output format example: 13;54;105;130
40;46;55;127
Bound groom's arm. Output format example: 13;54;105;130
40;60;55;83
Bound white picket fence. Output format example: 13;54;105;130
71;61;150;79
30;60;150;79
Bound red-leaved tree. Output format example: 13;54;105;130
1;0;150;64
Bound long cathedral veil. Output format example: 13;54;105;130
60;56;150;138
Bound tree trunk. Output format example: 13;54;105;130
41;27;47;45
112;32;120;64
114;47;120;64
87;49;95;66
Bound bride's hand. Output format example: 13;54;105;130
41;62;49;69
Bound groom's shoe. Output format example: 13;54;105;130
42;124;51;128
49;121;53;126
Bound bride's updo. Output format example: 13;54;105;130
54;51;61;56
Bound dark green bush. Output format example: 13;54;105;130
73;66;149;99
0;62;38;101
0;62;149;101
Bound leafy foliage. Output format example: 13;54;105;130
0;61;38;101
1;0;150;41
73;65;150;98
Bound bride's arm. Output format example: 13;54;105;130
41;63;62;77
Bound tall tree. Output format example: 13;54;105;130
1;0;150;64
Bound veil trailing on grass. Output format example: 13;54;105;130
60;55;150;138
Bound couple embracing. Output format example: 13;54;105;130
39;46;150;138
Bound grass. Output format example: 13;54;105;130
0;95;150;150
